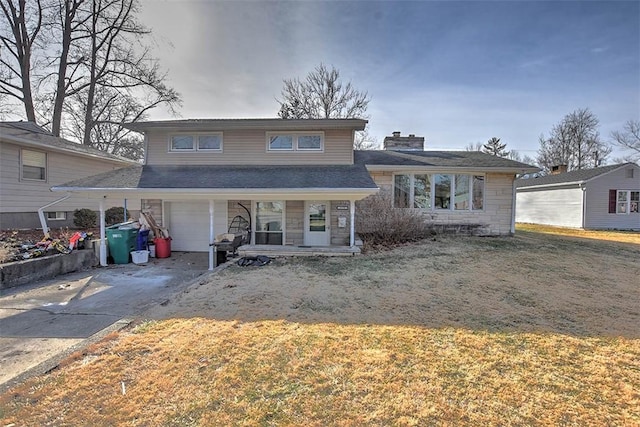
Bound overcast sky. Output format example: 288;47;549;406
139;0;639;159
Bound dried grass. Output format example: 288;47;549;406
1;320;638;426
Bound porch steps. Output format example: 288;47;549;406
238;244;360;257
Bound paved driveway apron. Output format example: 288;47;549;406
0;253;208;388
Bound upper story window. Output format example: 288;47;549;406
267;132;324;152
170;133;223;152
393;173;485;211
22;149;46;181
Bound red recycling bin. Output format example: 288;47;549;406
154;237;171;258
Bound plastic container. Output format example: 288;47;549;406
154;237;171;258
136;229;150;250
106;225;139;264
131;250;149;264
148;243;156;258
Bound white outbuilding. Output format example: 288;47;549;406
516;163;640;230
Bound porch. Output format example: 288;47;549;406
237;244;360;257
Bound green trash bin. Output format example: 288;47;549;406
106;225;139;264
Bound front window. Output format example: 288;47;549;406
394;175;410;208
267;133;324;151
255;201;284;245
434;174;451;209
472;176;484;210
171;135;194;150
170;134;223;151
22;149;46;181
392;173;484;211
268;135;293;150
414;174;430;209
454;174;470;210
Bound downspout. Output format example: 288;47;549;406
38;193;71;238
510;176;517;235
350;199;356;247
580;183;586;229
209;200;215;271
99;198;107;267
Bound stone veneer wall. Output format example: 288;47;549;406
368;171;515;235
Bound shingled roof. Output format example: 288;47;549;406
53;164;378;191
355;150;538;171
0;121;136;164
515;163;636;189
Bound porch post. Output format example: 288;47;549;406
350;199;356;247
99;198;107;267
209;200;215;271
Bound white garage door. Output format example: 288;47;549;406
166;200;228;252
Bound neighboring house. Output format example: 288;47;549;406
0;121;139;229
515;163;640;230
356;132;538;236
51;121;538;270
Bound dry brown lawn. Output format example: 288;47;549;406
1;226;639;426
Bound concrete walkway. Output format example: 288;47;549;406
0;252;211;391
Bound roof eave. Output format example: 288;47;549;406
123;118;368;133
364;165;539;173
1;134;137;165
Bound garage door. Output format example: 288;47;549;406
166;201;228;252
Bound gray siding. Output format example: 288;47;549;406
145;129;354;165
584;165;640;230
515;186;583;228
1;141;140;228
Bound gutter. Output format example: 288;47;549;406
38;193;71;238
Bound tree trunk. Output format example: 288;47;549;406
52;1;78;137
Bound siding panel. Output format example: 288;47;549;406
515;186;583;228
146;129;353;165
584;165;640;230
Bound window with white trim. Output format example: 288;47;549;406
617;190;640;214
267;132;323;151
170;133;223;151
21;149;46;181
46;211;67;220
393;173;485;211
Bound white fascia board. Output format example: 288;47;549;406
2;135;136;166
51;187;379;201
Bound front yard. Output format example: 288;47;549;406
1;227;639;425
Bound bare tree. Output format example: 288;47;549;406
0;0;43;122
483;137;509;157
277;63;370;119
536;108;611;173
354;128;378;150
611;120;640;163
0;0;180;159
465;142;483;151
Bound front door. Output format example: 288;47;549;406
304;201;330;246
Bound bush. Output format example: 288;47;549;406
73;208;97;229
105;207;130;226
355;190;433;250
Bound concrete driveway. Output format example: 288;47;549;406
0;252;211;390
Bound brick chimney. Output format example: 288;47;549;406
383;131;425;151
551;164;568;175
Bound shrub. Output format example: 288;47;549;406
105;207;130;226
355;190;433;250
73;208;97;229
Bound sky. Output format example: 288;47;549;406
138;0;640;160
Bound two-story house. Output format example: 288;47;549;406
0;121;139;230
51;119;537;270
